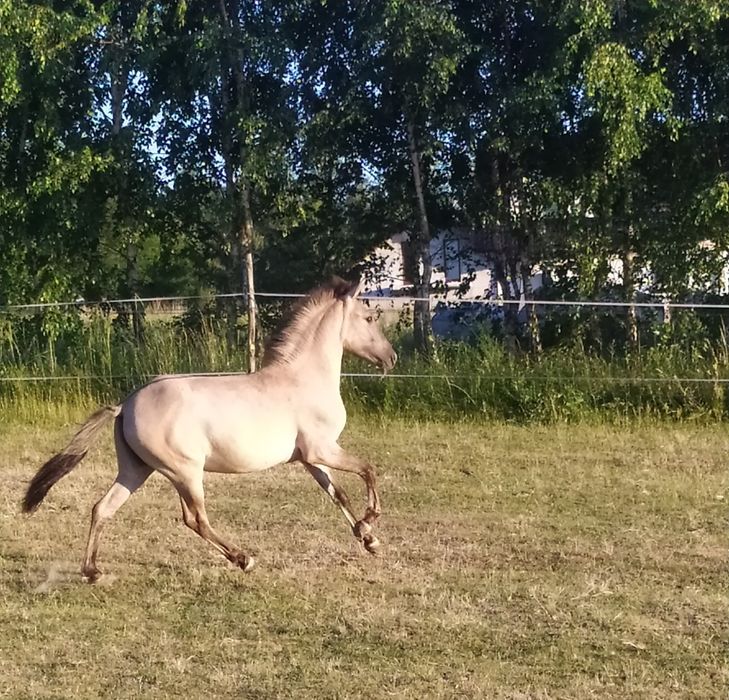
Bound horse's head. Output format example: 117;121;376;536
339;279;397;372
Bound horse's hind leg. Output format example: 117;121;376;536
174;475;255;572
81;424;153;582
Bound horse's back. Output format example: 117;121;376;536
121;374;299;474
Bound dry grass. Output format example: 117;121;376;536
0;415;726;699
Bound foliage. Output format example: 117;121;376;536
2;1;729;354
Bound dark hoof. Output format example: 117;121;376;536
354;520;381;555
353;520;373;540
234;554;255;572
363;534;381;555
82;567;102;584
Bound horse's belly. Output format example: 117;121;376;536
202;426;297;474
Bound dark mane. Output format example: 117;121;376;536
262;277;352;366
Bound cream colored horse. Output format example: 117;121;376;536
23;278;397;582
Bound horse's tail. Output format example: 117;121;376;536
22;405;122;513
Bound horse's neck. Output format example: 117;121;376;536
293;303;344;387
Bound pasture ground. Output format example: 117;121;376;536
0;415;726;699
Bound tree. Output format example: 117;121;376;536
563;0;729;345
0;0;107;306
3;0;729;366
90;0;164;338
449;1;576;352
293;0;464;355
145;0;296;367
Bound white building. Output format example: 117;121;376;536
361;229;543;302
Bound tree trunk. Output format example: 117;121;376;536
240;180;258;372
509;258;525;354
215;64;240;349
622;196;638;351
521;261;541;356
15;101;28;184
109;36;144;341
489;156;519;353
407;120;435;357
623;246;638;350
126;241;145;341
219;0;259;371
110;56;126;138
620;185;638;351
492;255;519;354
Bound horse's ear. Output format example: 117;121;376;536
346;277;364;299
331;276;364;299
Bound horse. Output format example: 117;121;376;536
22;277;397;582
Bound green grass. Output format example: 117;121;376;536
2;314;729;422
1;416;726;698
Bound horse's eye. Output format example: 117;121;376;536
366;315;374;323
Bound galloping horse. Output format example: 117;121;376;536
23;278;397;582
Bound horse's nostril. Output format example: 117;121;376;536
391;351;398;367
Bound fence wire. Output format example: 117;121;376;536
3;291;729;312
2;290;728;388
1;372;727;384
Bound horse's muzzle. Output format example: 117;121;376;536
383;350;397;371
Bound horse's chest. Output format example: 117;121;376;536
296;401;347;446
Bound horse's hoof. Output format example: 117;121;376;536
237;555;255;572
353;520;373;540
363;535;381;555
82;568;102;584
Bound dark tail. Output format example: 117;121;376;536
22;405;121;513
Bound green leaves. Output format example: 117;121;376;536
27;148;111;198
1;0;729;315
0;1;90;107
584;42;672;172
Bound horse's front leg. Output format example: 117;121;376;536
301;444;381;554
303;462;358;529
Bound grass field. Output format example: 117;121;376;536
0;415;726;699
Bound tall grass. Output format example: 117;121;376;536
345;336;729;422
0;311;248;420
1;307;729;423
